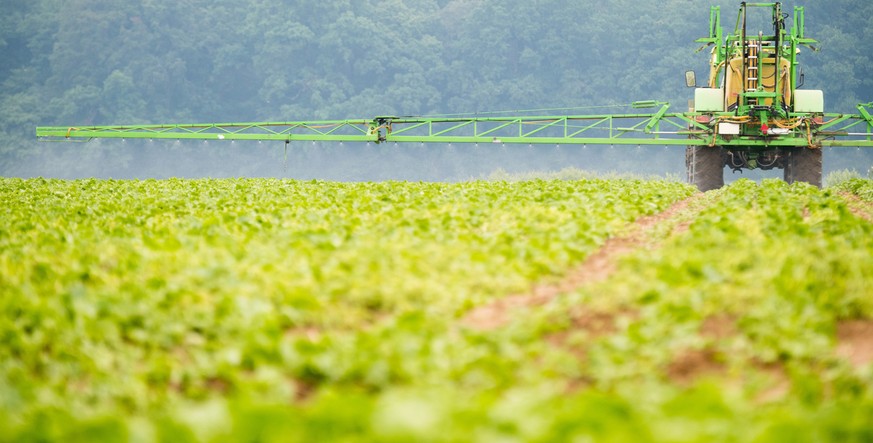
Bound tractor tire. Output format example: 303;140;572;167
686;146;724;191
783;147;822;188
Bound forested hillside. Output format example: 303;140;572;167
2;0;871;179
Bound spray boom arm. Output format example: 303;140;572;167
35;3;873;152
36;102;873;148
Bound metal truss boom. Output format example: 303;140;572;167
36;102;873;148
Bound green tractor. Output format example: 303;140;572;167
36;2;872;189
687;2;843;190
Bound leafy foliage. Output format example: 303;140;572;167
830;177;873;201
0;177;693;441
3;177;873;441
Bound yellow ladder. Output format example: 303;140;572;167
746;41;759;104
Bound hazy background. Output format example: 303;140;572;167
2;0;871;181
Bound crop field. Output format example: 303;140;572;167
1;176;873;442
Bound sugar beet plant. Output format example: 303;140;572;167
1;177;871;441
513;179;873;441
831;177;873;202
0;177;694;441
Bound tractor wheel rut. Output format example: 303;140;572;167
840;192;873;223
462;192;707;330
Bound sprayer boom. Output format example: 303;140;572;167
36;103;872;148
34;2;873;190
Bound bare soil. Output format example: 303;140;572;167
700;314;739;341
462;193;703;330
840;192;873;223
664;316;737;385
667;348;726;385
545;308;636;357
753;362;791;404
836;319;873;369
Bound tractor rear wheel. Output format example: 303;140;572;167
783;147;822;188
686;146;724;191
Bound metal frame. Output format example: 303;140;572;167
36;102;873;148
35;2;873;152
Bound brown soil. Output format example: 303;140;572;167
461;292;554;331
753;361;790;403
672;220;693;235
205;377;231;394
293;379;318;402
700;314;738;340
545;308;633;355
569;309;623;337
461;193;703;330
666;348;726;385
840;192;873;223
836;319;873;369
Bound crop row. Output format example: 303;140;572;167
506;179;873;441
0;177;694;441
2;178;871;441
832;177;873;202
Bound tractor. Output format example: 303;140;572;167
37;2;872;189
687;2;840;190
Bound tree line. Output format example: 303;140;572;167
1;0;871;178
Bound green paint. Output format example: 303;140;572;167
35;3;872;151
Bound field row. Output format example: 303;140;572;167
1;177;872;441
1;177;692;441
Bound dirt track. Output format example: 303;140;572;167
462;193;707;330
841;192;873;222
